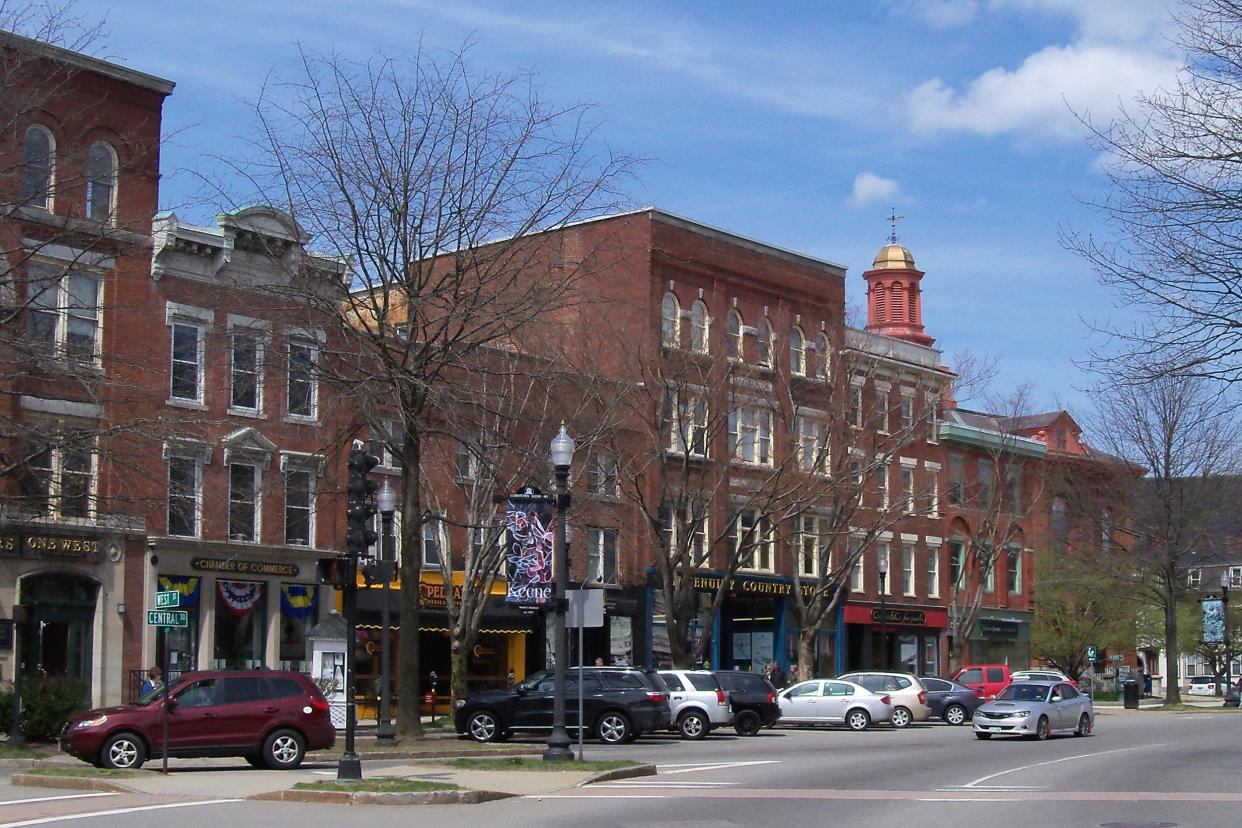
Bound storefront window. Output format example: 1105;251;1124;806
898;634;918;673
215;580;266;668
279;583;318;671
923;636;939;675
156;575;201;679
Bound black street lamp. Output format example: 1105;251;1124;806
1221;569;1232;703
877;549;889;670
376;479;398;745
544;423;576;762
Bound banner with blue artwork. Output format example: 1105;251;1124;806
281;584;318;619
1203;598;1225;644
157;575;201;607
504;489;555;606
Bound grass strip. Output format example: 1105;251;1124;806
443;757;637;772
293;778;459;793
27;767;138;778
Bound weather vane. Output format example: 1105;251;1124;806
886;207;903;244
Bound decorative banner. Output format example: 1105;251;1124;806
281;584;318;619
158;575;201;608
1203;598;1225;645
217;580;265;617
504;491;555;605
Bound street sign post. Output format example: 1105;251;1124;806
146;610;189;627
155;591;180;609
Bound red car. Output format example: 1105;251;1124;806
951;664;1012;700
60;670;335;770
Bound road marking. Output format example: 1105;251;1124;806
0;799;242;827
596;783;738;789
0;794;117;806
658;760;780;775
936;786;1044;792
529;795;668;799
963;745;1165;788
919;797;1022;802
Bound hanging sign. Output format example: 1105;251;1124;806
1203;598;1225;645
503;486;556;606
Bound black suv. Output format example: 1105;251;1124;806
454;667;671;745
715;670;781;735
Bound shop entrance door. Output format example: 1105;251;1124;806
19;572;97;680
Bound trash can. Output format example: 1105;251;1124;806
1122;679;1140;709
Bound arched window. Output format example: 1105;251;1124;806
661;292;680;347
816;334;830;380
889;282;903;322
756;318;772;367
907;282;918;322
873;283;886;322
1051;497;1069;550
726;310;742;360
86;142;116;223
690;300;709;353
22;125;54;210
790;327;805;375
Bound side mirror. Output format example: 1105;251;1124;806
163;695;178;709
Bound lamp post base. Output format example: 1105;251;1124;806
543;727;574;761
375;722;397;746
336;753;362;781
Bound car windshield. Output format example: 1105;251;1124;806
997;684;1050;703
135;685;169;706
517;670;549;691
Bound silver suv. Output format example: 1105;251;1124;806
658;669;732;739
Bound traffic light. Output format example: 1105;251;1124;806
316;556;353;587
346;446;380;559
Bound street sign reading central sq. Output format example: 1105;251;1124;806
146;610;188;627
155;590;180;609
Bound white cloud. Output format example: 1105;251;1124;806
850;172;903;206
908;43;1177;140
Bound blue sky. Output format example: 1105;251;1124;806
80;0;1183;415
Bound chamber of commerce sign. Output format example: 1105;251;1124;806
190;557;299;577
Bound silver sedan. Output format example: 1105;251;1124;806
778;679;894;731
972;681;1094;741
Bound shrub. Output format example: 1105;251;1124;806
0;676;90;741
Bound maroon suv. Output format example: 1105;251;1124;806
60;670;335;770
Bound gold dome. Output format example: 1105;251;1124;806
872;243;916;270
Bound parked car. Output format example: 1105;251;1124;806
1187;676;1218;695
658;669;732;739
837;671;930;728
715;670;781;735
59;670;335;770
972;681;1094;741
952;664;1012;700
1011;669;1079;689
778;679;893;731
454;667;670;745
918;676;985;725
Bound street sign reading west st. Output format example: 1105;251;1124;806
146;610;189;628
155;590;180;609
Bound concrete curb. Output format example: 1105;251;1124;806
249;787;515;806
318;746;543;761
10;773;136;793
579;763;657;787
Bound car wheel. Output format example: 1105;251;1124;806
1075;713;1092;737
975;732;992;740
890;706;913;729
262;729;306;769
1034;716;1050;741
943;704;968;726
846;708;871;732
678;710;709;740
466;710;501;743
733;710;762;736
100;732;146;770
596;711;631;745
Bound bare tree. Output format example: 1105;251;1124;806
1064;0;1242;386
1086;372;1242;705
240;45;631;736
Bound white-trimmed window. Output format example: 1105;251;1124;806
589;451;620;498
21;125;54;210
900;393;914;430
790;327;805;376
729;407;772;465
733;511;773;572
287;339;318;419
228;462;260;542
422;516;444;566
797;417;828;474
230;331;263;412
756;318;772;367
927;545;940;598
850;384;863;428
902;544;916;596
874;461;889;508
171;322;203;402
86;141;117;223
22;432;94;519
927;476;940;517
667;391;708;457
27;264;101;363
455;439;476;479
850;544;864;592
949;539;965;589
816;334;830;380
1007;546;1022;595
690;300;709;353
726;310;742;360
661;501;709;563
1230;567;1242;589
1188;568;1202;588
901;466;915;514
661;292;680;347
983;545;996;593
167;454;201;537
926;401;939;443
877;390;891;434
370;419;405;470
284;469;314;546
587;527;618;584
798;515;826;578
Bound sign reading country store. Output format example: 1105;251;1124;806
690;572;822;599
0;532;102;559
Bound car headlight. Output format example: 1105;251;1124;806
1012;710;1030;718
454;699;466;709
74;715;108;729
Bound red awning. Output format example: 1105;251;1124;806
843;603;948;628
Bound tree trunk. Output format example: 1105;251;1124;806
796;628;816;681
1164;586;1182;706
450;639;470;714
396;426;423;737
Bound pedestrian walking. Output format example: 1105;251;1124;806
139;666;163;697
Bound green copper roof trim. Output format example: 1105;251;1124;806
937;423;1047;458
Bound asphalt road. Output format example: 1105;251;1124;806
3;709;1238;827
